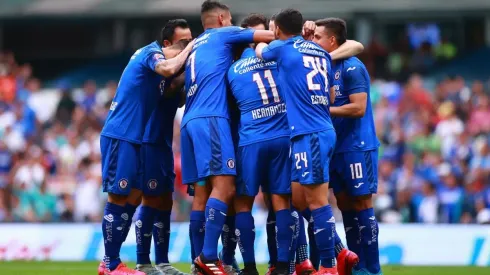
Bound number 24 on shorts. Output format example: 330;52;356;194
294;152;308;169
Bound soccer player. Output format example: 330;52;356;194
227;13;292;275
181;1;276;275
256;8;339;275
99;31;194;275
313;18;382;275
133;19;193;275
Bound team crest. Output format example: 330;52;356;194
148;179;158;190
153;53;164;61
227;159;236;169
119;179;128;189
335;70;341;80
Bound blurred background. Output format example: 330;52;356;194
0;0;490;265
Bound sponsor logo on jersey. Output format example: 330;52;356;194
233;57;276;74
335;70;341;80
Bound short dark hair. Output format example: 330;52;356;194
270;13;277;22
241;13;268;29
315;18;347;45
274;9;303;36
201;0;229;14
160;19;189;44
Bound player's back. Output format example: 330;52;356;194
183;26;255;126
262;36;334;138
102;41;164;144
228;48;289;146
331;57;379;153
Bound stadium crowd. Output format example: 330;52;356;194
0;38;489;224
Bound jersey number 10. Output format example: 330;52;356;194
253;70;280;105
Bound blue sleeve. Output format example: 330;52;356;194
261;40;283;62
344;65;368;95
145;50;166;72
223;26;256;44
327;62;334;90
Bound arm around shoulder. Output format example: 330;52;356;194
330;40;364;60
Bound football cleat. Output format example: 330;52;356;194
311;266;338;275
104;263;146;275
336;249;359;275
194;255;227;275
98;261;106;275
156;263;189;275
295;259;316;275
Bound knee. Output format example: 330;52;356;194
234;196;254;213
335;192;353;212
108;193;129;206
271;194;291;212
304;185;329;210
126;189;143;206
192;195;208;211
352;194;373;211
142;195;161;208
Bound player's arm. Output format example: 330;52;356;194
329;40;364;60
256;40;282;61
255;42;269;60
329;87;336;105
226;26;275;45
330;92;367;118
154;40;195;78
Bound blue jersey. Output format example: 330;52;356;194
331;57;380;153
261;36;334;138
102;41;168;144
142;89;181;147
183;26;255;127
228;48;289;146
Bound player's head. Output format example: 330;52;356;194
241;13;268;31
160;19;192;47
313;18;347;53
273;9;303;40
269;13;277;31
162;39;191;58
201;0;232;29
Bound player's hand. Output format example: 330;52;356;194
302;20;316;40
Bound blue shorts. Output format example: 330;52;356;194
140;143;175;195
330;149;379;196
180;117;236;184
236;137;291;196
290;130;336;185
100;136;141;195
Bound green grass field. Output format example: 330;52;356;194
0;262;488;275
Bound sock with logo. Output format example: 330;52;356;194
202;198;228;261
289;210;299;274
221;215;237;265
276;209;295;264
302;209;319;270
358;208;381;274
190;210;205;259
334;229;345;257
121;203;138;242
342;210;362;268
311;205;336;268
135;206;156;265
266;209;277;267
102;202;126;271
235;212;256;266
295;211;308;263
154;210;171;264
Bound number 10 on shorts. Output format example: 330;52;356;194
295;152;308;169
350;163;363;179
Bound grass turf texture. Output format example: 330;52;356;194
0;262;488;275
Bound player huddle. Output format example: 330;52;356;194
97;1;381;275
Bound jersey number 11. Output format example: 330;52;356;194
253;70;280;105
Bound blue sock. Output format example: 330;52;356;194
289;210;299;274
102;202;126;271
202;198;228;261
235;212;255;265
295;212;308;263
275;209;295;264
303;209;319;270
190;210;205;259
334;229;345;257
358;208;381;274
189;223;196;260
342;211;362;269
221;215;237;265
266;209;277;266
311;205;336;268
136;206;156;265
121;203;138;242
154;210;171;264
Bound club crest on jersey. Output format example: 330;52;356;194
227;159;236;169
148;179;158;190
153;53;164;61
159;79;166;95
119;179;128;189
335;70;341;80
